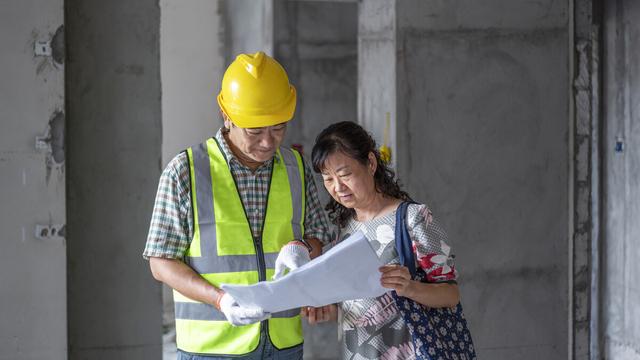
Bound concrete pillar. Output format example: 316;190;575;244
65;1;162;359
358;0;397;166
223;0;275;64
603;1;640;358
161;0;226;165
571;0;603;357
359;1;570;359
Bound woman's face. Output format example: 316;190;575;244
320;151;377;209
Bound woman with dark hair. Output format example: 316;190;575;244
306;121;464;359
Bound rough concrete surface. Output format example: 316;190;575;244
392;1;570;358
276;1;358;157
0;1;67;359
398;30;569;359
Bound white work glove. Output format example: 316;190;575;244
218;293;270;326
272;241;311;280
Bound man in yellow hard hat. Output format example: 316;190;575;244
143;51;332;359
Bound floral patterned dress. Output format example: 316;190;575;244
338;203;457;360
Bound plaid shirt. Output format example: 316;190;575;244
143;129;332;259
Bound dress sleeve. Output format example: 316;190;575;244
406;203;457;283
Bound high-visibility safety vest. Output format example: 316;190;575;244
174;137;306;355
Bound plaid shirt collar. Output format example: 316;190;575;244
214;128;280;172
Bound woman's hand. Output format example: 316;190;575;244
301;304;337;325
380;264;461;307
379;264;416;298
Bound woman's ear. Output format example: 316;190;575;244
368;152;377;175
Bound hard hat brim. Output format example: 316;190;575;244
217;86;297;128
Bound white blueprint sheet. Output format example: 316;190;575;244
221;231;387;313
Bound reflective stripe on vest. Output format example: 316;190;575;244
174;138;305;355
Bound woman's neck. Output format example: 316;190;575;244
354;195;397;222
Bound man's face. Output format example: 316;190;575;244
227;121;288;163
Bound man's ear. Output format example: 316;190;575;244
220;110;233;130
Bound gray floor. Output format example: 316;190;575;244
163;328;177;360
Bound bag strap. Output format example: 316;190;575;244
395;201;417;277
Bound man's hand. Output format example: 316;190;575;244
218;293;270;326
272;241;311;280
301;304;338;325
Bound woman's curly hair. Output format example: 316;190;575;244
311;121;412;228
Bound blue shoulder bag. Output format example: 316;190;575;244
392;201;477;360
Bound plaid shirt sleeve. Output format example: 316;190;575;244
142;152;192;260
302;157;333;245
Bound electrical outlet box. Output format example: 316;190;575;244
35;224;65;241
34;40;52;56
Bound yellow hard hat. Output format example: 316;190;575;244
217;51;297;128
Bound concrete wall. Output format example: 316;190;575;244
361;1;570;358
0;1;66;359
65;1;162;359
275;1;358;158
603;0;640;358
